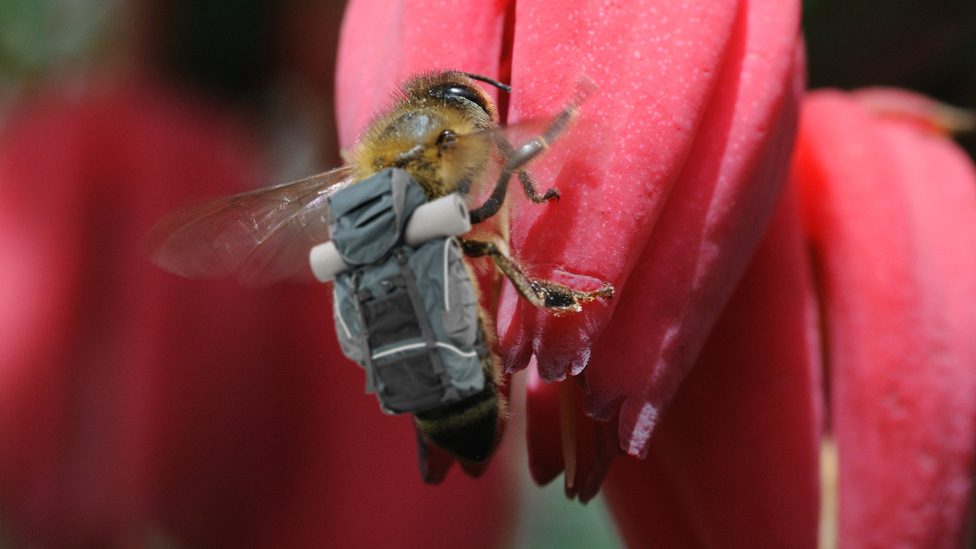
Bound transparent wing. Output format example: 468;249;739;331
145;165;356;287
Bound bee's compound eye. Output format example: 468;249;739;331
429;83;491;115
437;130;458;149
443;85;480;104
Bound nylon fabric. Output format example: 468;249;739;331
328;168;486;415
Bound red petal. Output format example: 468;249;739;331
525;358;564;486
603;181;823;548
561;385;619;504
796;90;976;547
497;0;744;379
525;358;619;503
554;0;803;457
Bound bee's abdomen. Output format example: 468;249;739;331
414;376;499;463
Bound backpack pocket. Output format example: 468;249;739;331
361;286;452;413
362;289;421;348
374;349;445;413
440;240;479;349
333;292;365;364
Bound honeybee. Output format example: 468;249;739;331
145;70;613;480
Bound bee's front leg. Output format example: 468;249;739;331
460;239;613;314
517;169;560;204
496;137;560;204
469;86;590;224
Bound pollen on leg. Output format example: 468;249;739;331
530;279;614;315
542;287;579;310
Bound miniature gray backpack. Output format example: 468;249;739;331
329;168;486;414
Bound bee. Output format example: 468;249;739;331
145;70;613;480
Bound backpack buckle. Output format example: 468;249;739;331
381;274;407;293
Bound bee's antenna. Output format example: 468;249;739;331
463;73;513;93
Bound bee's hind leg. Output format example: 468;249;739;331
460;239;613;314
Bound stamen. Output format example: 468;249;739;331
819;436;838;549
558;379;577;489
854;88;976;135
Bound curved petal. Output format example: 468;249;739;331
795;89;976;548
602;181;823;548
525;358;563;486
497;0;742;381
525;359;619;503
554;0;803;457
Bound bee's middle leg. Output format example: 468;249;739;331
460;239;613;314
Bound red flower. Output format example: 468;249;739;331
339;0;804;481
338;0;976;546
337;0;803;472
600;179;822;546
795;89;976;547
527;88;976;546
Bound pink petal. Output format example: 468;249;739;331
525;358;564;486
603;181;823;548
549;0;803;457
497;0;744;379
796;90;976;548
525;358;619;503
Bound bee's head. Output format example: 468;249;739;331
351;70;505;193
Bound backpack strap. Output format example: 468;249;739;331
393;249;461;403
349;269;377;395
